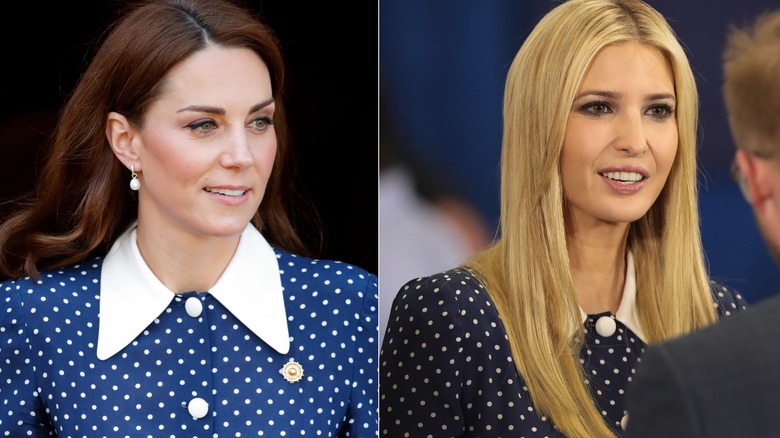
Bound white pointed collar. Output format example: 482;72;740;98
97;222;290;360
578;250;646;342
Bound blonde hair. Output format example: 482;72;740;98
723;10;780;156
468;0;716;436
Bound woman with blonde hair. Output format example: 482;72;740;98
380;0;746;436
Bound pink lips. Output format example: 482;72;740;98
204;186;251;205
598;166;649;194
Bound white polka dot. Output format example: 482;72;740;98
0;249;378;435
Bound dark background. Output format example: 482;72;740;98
0;1;378;275
380;0;780;304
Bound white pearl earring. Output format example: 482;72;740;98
129;164;141;191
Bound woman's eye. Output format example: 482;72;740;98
250;115;274;131
580;102;612;115
647;104;674;119
186;119;218;133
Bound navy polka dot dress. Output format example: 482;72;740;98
0;226;378;437
379;267;747;437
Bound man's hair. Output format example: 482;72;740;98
723;10;780;156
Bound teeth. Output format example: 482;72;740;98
205;188;246;197
601;171;643;184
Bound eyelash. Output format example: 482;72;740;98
185;119;217;134
578;101;675;120
250;115;274;131
185;115;274;135
580;101;612;116
646;104;674;120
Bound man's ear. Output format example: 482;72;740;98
106;111;140;169
736;149;773;209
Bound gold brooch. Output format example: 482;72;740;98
280;360;304;383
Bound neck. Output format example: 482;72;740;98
135;223;241;293
567;221;629;315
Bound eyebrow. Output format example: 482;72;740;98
574;90;676;101
177;98;276;115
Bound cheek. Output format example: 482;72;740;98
653;128;679;176
560;120;598;191
139;130;189;175
255;137;277;175
560;147;588;204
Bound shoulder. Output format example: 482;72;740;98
273;249;377;303
706;291;780;338
394;267;489;304
0;257;103;299
657;289;780;360
0;258;103;331
631;290;777;379
627;290;780;423
387;267;499;327
383;267;503;337
275;248;375;281
708;280;749;318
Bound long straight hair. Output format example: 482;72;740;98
468;0;716;436
0;0;321;279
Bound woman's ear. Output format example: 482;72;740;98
106;111;140;169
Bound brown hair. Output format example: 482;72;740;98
723;9;780;156
0;0;320;279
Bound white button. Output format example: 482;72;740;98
188;397;209;419
185;297;203;317
621;413;629;431
595;315;616;337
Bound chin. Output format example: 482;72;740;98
600;208;651;224
197;218;254;238
610;198;657;220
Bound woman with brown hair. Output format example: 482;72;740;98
0;0;378;436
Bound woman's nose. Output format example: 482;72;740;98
615;114;648;156
220;131;255;169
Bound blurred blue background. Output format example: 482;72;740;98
380;0;780;305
